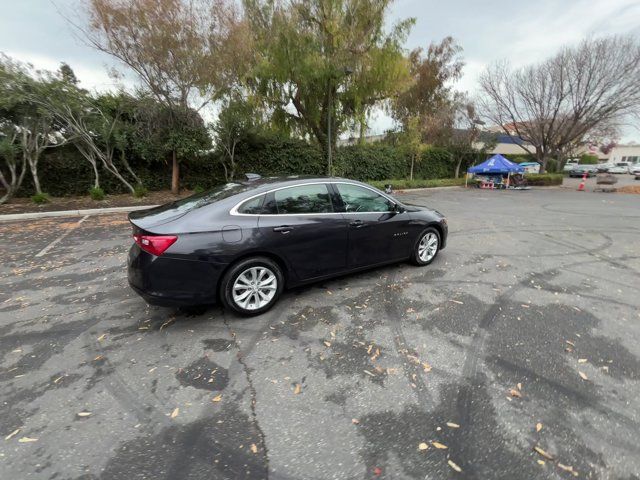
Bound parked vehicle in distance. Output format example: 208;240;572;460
596;163;613;173
519;162;540;174
569;164;598;177
127;177;448;315
608;162;632;174
563;158;579;172
631;164;640;179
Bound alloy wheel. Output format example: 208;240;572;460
232;266;278;311
418;232;439;262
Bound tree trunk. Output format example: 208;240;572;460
171;150;179;194
455;157;462;179
28;154;42;195
91;161;100;189
121;151;142;186
535;147;546;174
410;154;415;181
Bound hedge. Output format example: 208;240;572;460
10;138;464;198
369;177;466;190
523;173;564;186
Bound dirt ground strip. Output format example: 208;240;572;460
1;187;639;480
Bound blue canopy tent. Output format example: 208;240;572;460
466;154;524;188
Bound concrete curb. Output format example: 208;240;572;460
0;205;158;222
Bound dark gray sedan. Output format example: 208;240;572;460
127;177;448;315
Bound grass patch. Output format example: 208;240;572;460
368;178;467;190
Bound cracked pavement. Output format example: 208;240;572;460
1;187;639;479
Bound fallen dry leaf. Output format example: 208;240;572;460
536;423;542;432
533;446;554;460
450;299;464;305
446;422;460;429
448;459;462;472
323;341;331;347
250;443;258;454
170;407;179;418
509;388;522;398
578;371;588;381
517;382;522;390
97;333;107;341
363;370;376;377
422;362;432;372
557;463;579;476
212;394;223;402
418;442;429;451
5;428;20;440
352;418;360;425
432;441;448;449
537;460;546;466
293;384;302;394
578;358;587;363
565;340;575;347
77;412;92;417
18;437;38;443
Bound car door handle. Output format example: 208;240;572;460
273;225;293;234
349;219;365;228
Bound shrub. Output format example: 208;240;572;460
545;158;559;173
89;187;105;200
31;192;50;204
523;173;563;186
193;185;205;194
133;185;148;198
579;154;599;164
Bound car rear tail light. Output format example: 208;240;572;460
133;234;177;256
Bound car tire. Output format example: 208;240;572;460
220;257;284;316
411;227;441;266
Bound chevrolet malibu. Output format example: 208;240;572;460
127;177;447;316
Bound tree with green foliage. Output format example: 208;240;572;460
211;96;266;182
244;0;413;174
391;37;464;133
82;0;249;193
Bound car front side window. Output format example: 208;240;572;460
336;184;394;213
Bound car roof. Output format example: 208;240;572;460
234;176;368;194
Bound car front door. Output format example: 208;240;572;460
257;183;349;281
333;183;413;268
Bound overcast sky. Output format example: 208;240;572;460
2;0;639;141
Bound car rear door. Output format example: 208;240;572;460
257;183;349;281
333;182;414;268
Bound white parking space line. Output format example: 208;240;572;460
35;215;90;258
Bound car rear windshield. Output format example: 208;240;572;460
169;183;253;213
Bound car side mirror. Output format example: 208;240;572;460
392;203;405;214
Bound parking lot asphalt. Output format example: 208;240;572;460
1;187;639;480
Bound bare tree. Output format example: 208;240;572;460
79;0;248;193
478;35;640;172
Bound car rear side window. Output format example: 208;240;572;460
237;195;265;214
336;184;393;213
267;184;333;214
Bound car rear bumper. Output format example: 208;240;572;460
127;244;225;307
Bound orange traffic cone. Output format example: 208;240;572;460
577;172;586;191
